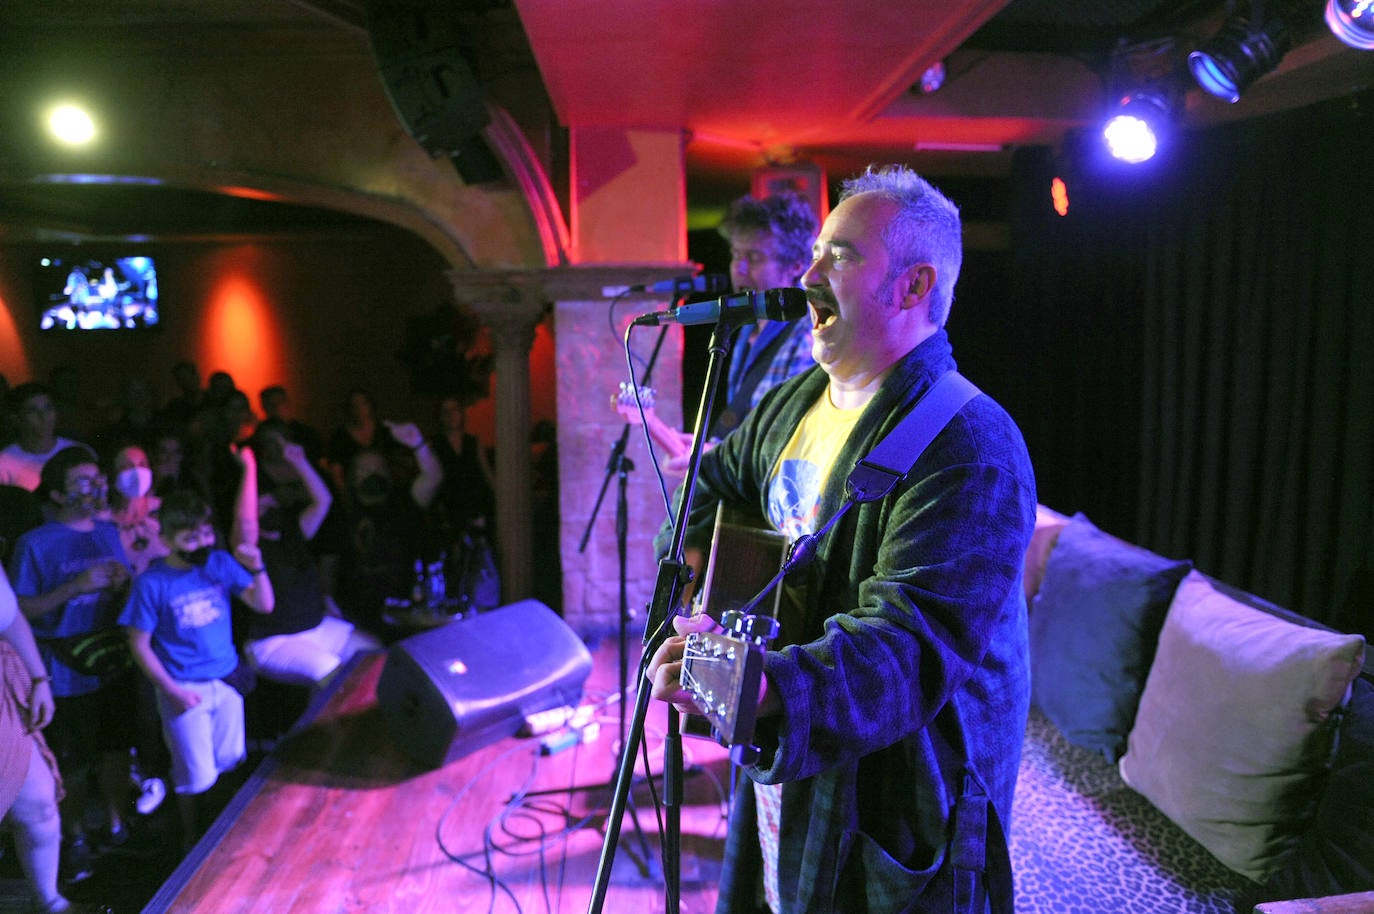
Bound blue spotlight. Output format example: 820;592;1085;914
1102;92;1172;164
1187;15;1292;103
1327;0;1374;50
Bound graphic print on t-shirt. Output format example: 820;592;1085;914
767;459;823;540
171;587;223;631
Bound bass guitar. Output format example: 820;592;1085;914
613;382;691;462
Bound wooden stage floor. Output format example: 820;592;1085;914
142;638;732;914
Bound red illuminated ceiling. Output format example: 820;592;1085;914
511;0;1096;179
510;0;1374;189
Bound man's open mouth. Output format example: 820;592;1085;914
808;293;838;329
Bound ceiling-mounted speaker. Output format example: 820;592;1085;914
367;1;501;183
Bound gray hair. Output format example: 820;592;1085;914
838;165;962;327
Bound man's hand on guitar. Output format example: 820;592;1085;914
646;612;718;717
647;611;781;728
662;443;715;477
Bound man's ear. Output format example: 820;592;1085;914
900;264;937;310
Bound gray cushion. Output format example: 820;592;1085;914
1119;571;1367;882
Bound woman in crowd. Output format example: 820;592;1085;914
431;395;496;538
101;442;170;820
325;389;401;493
105;443;169;577
1;565;102;914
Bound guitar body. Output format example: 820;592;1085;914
694;508;788;625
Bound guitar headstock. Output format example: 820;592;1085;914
681;612;779;766
616;381;656;409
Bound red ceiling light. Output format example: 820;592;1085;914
1050;176;1070;217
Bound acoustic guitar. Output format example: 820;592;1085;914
677;506;798;765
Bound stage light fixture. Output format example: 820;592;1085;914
918;60;947;94
1102;91;1173;164
1187;14;1292;103
1326;0;1374;50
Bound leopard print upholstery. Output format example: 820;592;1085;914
1010;707;1257;913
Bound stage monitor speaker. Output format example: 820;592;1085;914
376;599;592;768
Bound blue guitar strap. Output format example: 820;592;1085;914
845;370;981;503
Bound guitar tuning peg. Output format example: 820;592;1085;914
744;615;780;645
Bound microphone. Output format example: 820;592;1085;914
634;274;731;294
631;287;809;327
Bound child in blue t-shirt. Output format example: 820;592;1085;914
119;489;273;851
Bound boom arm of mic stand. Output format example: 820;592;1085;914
578;426;628;554
587;319;738;914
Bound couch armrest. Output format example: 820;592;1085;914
1254;891;1374;913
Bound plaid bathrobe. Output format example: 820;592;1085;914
660;330;1035;914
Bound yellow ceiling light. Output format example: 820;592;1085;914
47;103;97;146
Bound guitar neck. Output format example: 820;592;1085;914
630;405;691;461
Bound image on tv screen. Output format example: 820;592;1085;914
38;254;159;331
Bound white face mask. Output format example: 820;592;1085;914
114;465;154;499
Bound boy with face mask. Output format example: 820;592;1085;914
118;487;273;853
8;446;135;881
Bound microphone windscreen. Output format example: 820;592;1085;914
763;287;809;321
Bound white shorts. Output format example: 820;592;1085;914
157;678;245;795
244;614;380;687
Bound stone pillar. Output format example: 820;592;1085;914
448;274;545;605
540;268;690;636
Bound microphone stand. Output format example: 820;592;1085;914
588;315;741;914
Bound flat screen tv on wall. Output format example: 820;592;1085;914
36;253;160;331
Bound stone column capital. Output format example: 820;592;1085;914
447;263;700;309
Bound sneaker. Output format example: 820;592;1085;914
135;776;166;816
58;835;95;885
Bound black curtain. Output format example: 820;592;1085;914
1010;93;1374;635
1005;143;1152;545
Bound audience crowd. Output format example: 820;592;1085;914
0;361;502;913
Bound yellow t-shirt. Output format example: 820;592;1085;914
757;386;864;913
765;387;866;540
